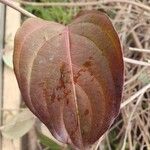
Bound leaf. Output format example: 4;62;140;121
38;133;62;150
25;5;73;24
1;109;35;139
13;10;124;149
3;49;13;69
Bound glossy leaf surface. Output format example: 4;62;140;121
13;10;124;150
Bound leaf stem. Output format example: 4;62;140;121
121;83;150;108
0;0;36;18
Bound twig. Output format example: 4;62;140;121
131;31;143;49
121;93;144;150
136;116;150;148
121;83;150;108
129;47;150;53
124;66;147;86
120;4;132;44
16;0;150;12
0;0;36;18
124;57;150;66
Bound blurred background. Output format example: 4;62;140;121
0;0;150;150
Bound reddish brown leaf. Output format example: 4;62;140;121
13;11;124;150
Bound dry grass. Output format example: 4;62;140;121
99;1;150;149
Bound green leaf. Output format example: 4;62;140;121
1;109;35;139
24;5;73;24
38;133;62;150
3;50;13;69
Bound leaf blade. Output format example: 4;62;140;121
13;10;124;149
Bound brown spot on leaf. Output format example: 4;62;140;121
84;109;89;116
56;63;66;90
74;68;86;83
57;97;61;102
64;89;71;98
83;60;92;68
51;90;55;103
66;99;69;105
